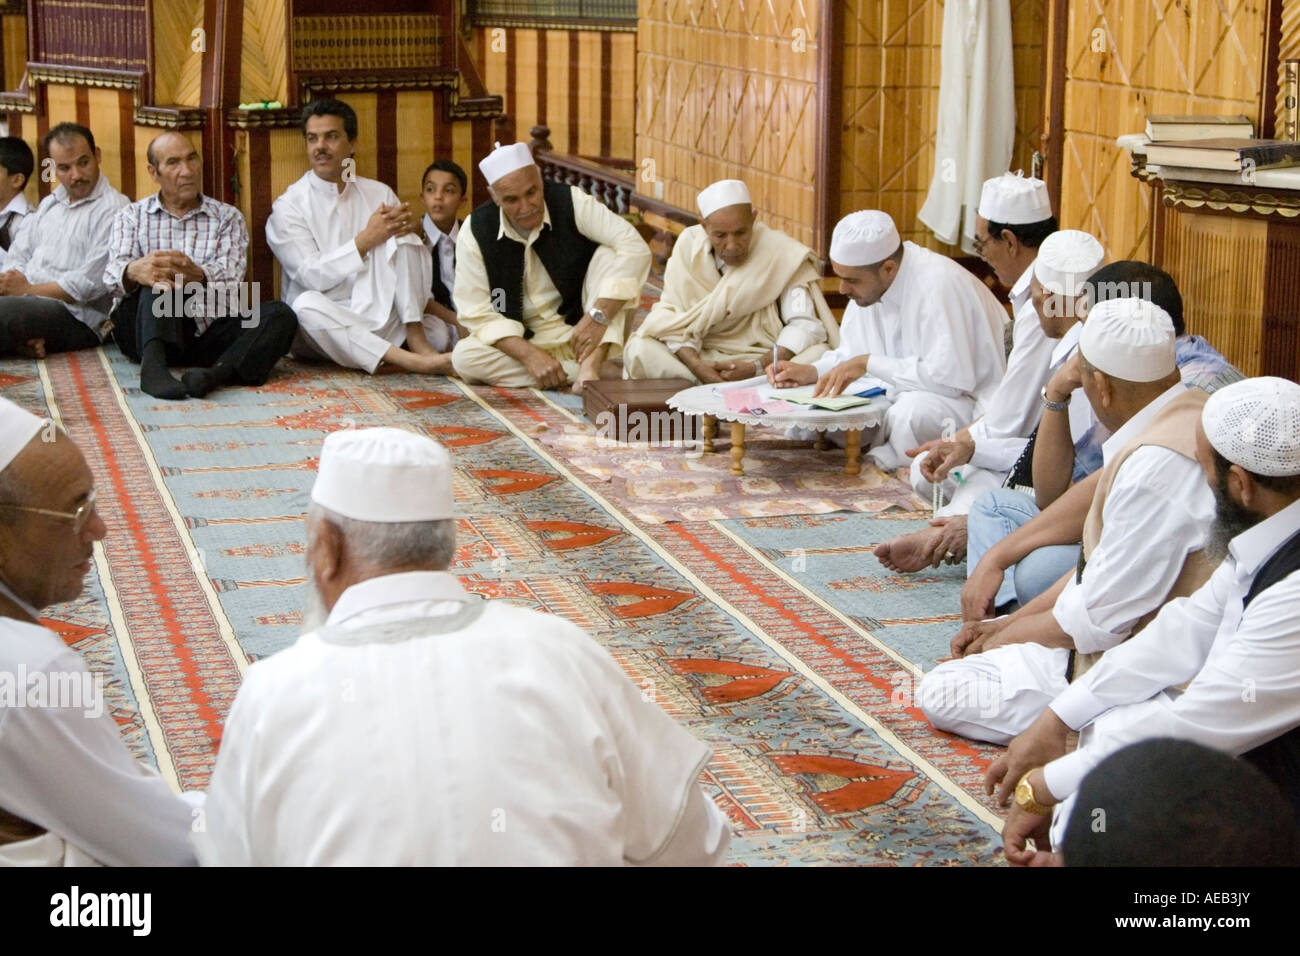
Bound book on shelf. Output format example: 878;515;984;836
1145;114;1254;141
1146;163;1300;190
1143;138;1300;172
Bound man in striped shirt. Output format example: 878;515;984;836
105;131;297;399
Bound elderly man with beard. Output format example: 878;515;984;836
985;376;1300;864
199;427;730;865
0;399;198;865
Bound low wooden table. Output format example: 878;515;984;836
667;378;890;476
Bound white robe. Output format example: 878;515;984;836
266;171;434;373
198;571;731;866
812;241;1008;470
917;0;1017;251
0;616;197;866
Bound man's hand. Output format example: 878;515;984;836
949;615;1010;659
924;515;968;567
715;360;758;382
125;251;203;289
962;555;1007;621
0;269;30;296
985;711;1073;807
917;437;976;483
768;360;817;388
1046;351;1083;405
357;203;419;256
521;344;567;389
1002;801;1054;866
813;356;868;397
570;313;604;362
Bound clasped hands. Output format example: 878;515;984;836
357;202;420;255
125;250;206;290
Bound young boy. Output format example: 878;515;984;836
0;137;34;270
419;159;467;350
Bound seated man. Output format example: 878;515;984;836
451;142;651;391
962;261;1240;617
624;179;837;384
771;210;1007;471
919;299;1215;745
420;158;468;347
266;98;450;375
0;123;127;360
0;136;34;271
0;398;197;865
986;377;1300;862
877;227;1104;573
199;427;731;865
105;132;297;400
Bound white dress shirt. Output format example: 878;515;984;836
1045;497;1300;803
1051;383;1215;654
0;616;197;866
1048;321;1102;446
200;571;730;866
967;261;1056;470
0;191;34;271
813;241;1008;406
4;175;129;336
423;213;458;307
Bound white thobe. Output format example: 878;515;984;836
266;172;434;373
917;0;1016;251
1044;497;1300;846
919;384;1215;745
0;616;197;866
913;261;1056;514
812;241;1007;470
198;571;730;866
0;191;34;272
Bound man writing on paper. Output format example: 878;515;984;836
450;143;651;391
624;179;837;384
771;210;1007;471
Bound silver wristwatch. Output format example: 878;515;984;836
1040;385;1070;412
588;307;609;326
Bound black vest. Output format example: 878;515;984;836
428;221;458;311
1240;527;1300;822
469;181;598;338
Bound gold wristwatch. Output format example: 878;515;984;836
1015;771;1053;815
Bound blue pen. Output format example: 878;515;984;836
772;343;778;377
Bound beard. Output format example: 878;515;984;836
1205;477;1261;564
301;576;329;633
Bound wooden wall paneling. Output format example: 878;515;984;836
395;89;433;204
1275;0;1300;136
1262;221;1300;380
2;13;26;91
88;87;121;192
513;29;537;145
152;0;203;107
545;28;567;153
241;0;289;106
343;91;379;180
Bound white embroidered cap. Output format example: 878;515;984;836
1034;230;1105;296
1202;377;1300;477
697;180;752;219
0;398;45;474
1078;297;1176;383
829;210;901;267
978;172;1053;225
479;142;536;187
311;427;454;523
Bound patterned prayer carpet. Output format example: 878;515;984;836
1;346;1005;866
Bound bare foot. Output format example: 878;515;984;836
386;350;454;375
571;353;616;394
874;526;945;573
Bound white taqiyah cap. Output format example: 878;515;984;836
830;210;901;267
0;398;45;474
1202;377;1300;477
478;142;535;186
978;172;1053;225
311;427;454;523
697;180;752;219
1078;297;1176;383
1034;230;1105;296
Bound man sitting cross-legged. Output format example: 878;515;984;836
985;377;1300;863
875;229;1104;573
450;142;651;392
917;299;1215;746
106;132;297;400
0;123;127;361
198;427;731;865
770;210;1008;471
624;179;838;384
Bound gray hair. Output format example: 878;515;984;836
309;503;456;570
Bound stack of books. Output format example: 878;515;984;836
1140;115;1300;189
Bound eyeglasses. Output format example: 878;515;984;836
972;233;992;255
0;487;97;534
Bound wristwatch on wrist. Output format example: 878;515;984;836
588;307;609;327
1040;385;1070;413
752;359;764;377
1015;770;1054;816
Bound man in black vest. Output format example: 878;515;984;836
981;376;1300;863
450;143;650;391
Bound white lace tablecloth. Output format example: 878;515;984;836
666;377;890;433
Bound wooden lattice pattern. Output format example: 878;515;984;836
151;0;203;106
242;0;289;105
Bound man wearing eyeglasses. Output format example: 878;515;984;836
0;397;198;865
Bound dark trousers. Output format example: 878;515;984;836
112;287;297;386
0;296;101;356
